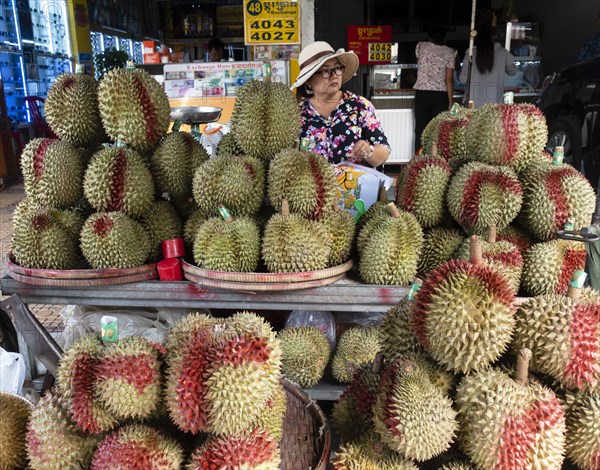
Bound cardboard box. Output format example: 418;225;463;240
143;40;157;54
143;53;161;64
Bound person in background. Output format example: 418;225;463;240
291;41;390;167
576;10;600;62
413;25;456;153
207;37;224;62
459;23;517;108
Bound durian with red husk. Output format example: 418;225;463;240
83;147;155;219
319;208;356;266
446;161;523;235
45;67;104;147
417;227;464;277
421;104;473;161
331;326;382;383
193;207;260;272
372;355;458;462
186;428;281;470
98;65;171;153
0;392;32;469
140;200;183;262
565;390;600;470
278;326;331;388
27;391;100;470
456;348;566;470
268;148;339;220
412;236;516;373
20;138;85;208
513;273;600;392
150;131;209;199
91;424;184;470
359;203;423;285
497;224;534;253
395;143;452;228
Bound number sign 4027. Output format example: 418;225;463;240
249;19;296;42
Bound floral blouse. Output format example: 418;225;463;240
299;90;390;164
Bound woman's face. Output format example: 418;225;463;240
308;58;344;96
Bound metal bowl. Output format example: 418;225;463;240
170;106;223;124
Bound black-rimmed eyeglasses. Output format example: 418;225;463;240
318;65;345;79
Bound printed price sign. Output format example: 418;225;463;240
368;43;392;62
244;0;300;45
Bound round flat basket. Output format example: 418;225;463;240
6;269;158;287
181;259;353;283
280;379;330;470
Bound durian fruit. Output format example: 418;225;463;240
319;208;356;266
395;148;452;228
372;355;458;462
0;393;32;469
438;462;477;470
565;390;600;470
359;203;423;285
519;163;596;240
356;183;391;233
466;103;548;172
412;236;516;373
186;428;281;469
331;430;419;470
27;391;99;470
140;201;183;262
230;80;300;160
355;201;392;256
83;147;155;219
446;161;522;235
278;326;331;388
252;383;286;442
331;327;382;383
183;209;208;247
171;193;200;219
497;224;534;253
11;206;80;269
20;138;84;208
417;227;464;277
94;336;166;421
91;424;184;469
217;132;245;158
456;349;566;470
262;200;332;273
98;67;171;153
193;210;260;272
421;106;473;160
268;148;339;220
45;70;104;147
192;155;265;217
150;131;209;199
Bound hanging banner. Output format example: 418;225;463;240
347;25;393;64
243;0;300;45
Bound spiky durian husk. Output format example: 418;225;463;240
98;67;170;153
395;154;452;228
192;155;265;217
94;336;166;421
186;428;281;470
513;293;600;392
21;138;84;208
171;193;200;219
27;391;99;470
264;82;301;156
447;161;523;235
332;365;380;442
565;391;600;470
412;259;516;373
519;163;596;241
417;227;464;277
140;201;183;262
193;216;260;272
252;384;286;442
262;212;332;272
359;211;423;285
517;150;553;187
278;326;331;388
466;103;548;172
319;209;356;266
372;356;458;461
45;72;104;147
150;132;209;199
356;205;392;255
421;106;472;160
439;462;477;470
331;327;382;383
83;147;155;219
91;424;184;470
217;132;246;158
11;206;80;269
380;300;425;364
521;240;587;296
331;430;419;470
456;367;566;470
80;212;151;269
183;209;208;247
268;148;338;220
497;224;534;253
0;393;31;469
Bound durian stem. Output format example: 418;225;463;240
378;181;388;202
469;235;482;265
431;142;438;156
567;285;582;300
372;352;383;374
281;199;290;216
216;203;234;223
515;348;532;386
468;100;475;109
387;202;401;218
487;225;497;243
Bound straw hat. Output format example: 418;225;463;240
291;41;359;89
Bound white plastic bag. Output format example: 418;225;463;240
0;347;26;396
284;310;336;349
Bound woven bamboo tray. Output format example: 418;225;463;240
280;379;331;470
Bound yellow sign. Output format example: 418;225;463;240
243;0;300;45
368;43;392;62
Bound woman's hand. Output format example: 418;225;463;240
349;140;374;164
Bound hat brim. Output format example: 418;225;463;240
291;49;359;89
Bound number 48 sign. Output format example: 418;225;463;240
244;0;300;45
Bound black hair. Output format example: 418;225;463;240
427;25;446;45
475;23;495;74
208;37;224;52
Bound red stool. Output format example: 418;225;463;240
23;96;57;139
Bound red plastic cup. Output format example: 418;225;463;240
157;258;183;281
162;237;185;259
